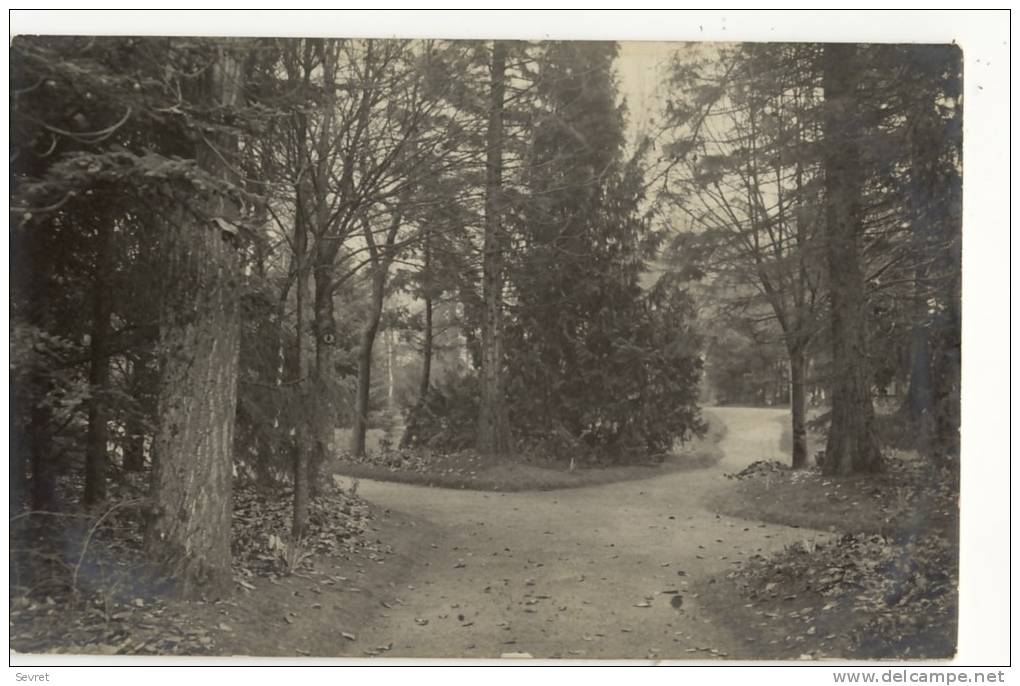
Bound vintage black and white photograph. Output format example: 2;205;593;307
7;10;1008;668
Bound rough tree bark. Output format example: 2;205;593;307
84;220;114;504
820;43;882;475
145;42;243;596
477;40;514;456
309;251;336;494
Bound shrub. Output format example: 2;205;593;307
507;275;706;463
400;372;480;453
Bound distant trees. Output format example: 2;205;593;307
662;42;961;471
663;43;826;468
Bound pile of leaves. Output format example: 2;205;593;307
850;533;958;658
725;459;789;480
341;446;439;473
721;449;959;658
231;481;373;576
729;531;957;658
339;444;497;481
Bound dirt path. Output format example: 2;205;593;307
342;407;827;659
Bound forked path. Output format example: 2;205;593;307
349;407;826;659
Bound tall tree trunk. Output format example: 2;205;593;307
419;223;434;402
147;212;241;594
289;210;311;538
400;293;433;450
309;247;338;495
902;98;938;426
932;272;961;459
28;389;58;513
400;234;434;450
281;43;316;540
386;328;396;414
789;346;809;469
463;320;482;370
85;221;114;505
420;294;433;403
351;270;387;456
122;350;150;472
18;379;59;589
145;43;243;595
351;207;403;456
820;43;882;475
904;314;934;422
11;419;28;519
122;425;146;472
477;40;514;456
905;104;934;426
305;42;342;507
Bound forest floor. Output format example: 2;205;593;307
700;414;959;660
10;504;434;659
11;407;956;661
331;414;727;492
